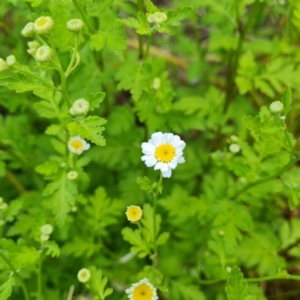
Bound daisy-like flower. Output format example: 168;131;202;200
6;55;16;67
0;59;8;72
141;132;185;178
77;268;91;283
126;206;143;222
41;224;53;235
69;98;90;116
68;136;90;155
35;45;53;62
34;16;54;35
21;22;35;37
125;278;158;300
67;171;78;180
67;19;84;32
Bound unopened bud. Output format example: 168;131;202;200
270;101;283;113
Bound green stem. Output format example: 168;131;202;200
0;251;30;300
37;249;44;300
153;173;163;255
73;0;94;33
5;169;26;194
230;156;300;200
137;0;144;59
65;34;79;77
144;33;153;60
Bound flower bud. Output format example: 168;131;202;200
40;234;50;242
152;77;161;90
6;55;16;67
35;45;53;62
41;224;53;235
270;101;284;113
34;16;54;35
28;41;40;50
69;99;90;116
67;171;78;180
147;12;168;25
229;143;240;153
77;268;91;283
67;19;84;32
21;22;35;37
0;58;9;72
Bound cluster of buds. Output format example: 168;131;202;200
40;224;54;242
27;41;40;56
22;16;54;37
147;11;168;25
228;135;240;154
0;55;17;72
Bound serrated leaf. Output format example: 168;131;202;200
156;232;169;246
145;0;158;13
44;241;60;257
68;116;107;146
33;101;57;119
281;86;291;115
136;176;153;192
35;160;60;176
45;124;61;135
166;6;193;27
88;92;105;111
0;277;15;300
225;266;249;300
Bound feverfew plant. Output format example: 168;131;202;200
1;1;300;300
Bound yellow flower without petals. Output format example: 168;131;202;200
126;206;143;222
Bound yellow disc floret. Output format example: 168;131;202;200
126;206;142;222
132;283;154;300
155;144;175;163
70;140;84;150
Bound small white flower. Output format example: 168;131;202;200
0;203;8;210
35;45;53;62
77;268;91;283
21;22;35;37
67;19;84;32
152;77;161;90
147;12;168;25
34;16;54;35
40;234;50;242
67;171;78;180
141;132;186;178
69;99;90;116
68;136;90;155
6;55;16;67
229;143;240;153
0;58;8;72
41;224;53;235
270;101;284;113
125;278;158;300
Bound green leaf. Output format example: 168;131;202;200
35;160;60;176
33;101;57;119
44;174;77;226
145;0;158;13
68;116;107;146
44;241;60;258
0;277;15;300
136;176;153;192
156;232;170;246
281;86;291;115
166;6;193;27
45;124;62;135
156;285;169;292
225;266;250;300
88;92;105;111
122;227;150;258
88;266;113;299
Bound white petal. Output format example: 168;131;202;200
145;157;157;167
141;155;152;161
161;163;169;172
151;132;163;146
177;156;185;163
141;142;155;153
154;162;163;170
176;150;183;157
176;140;186;151
162;168;172;178
171;135;182;147
168;160;178;169
166;133;174;143
84;143;90;150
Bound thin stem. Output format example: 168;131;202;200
5;169;26;194
144;33;153;60
65;34;79;77
0;251;30;300
73;0;94;32
67;285;74;300
37;249;44;300
153;173;163;255
230;156;300;200
137;0;144;59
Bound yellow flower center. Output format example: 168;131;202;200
132;283;154;300
37;17;48;27
70;140;84;150
155;144;175;163
126;206;142;222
